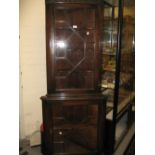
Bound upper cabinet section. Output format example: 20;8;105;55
46;3;103;94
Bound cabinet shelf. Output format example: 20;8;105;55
101;83;115;89
103;28;117;32
102;51;116;56
101;73;133;95
117;92;135;119
103;68;116;72
107;100;113;107
106;92;135;120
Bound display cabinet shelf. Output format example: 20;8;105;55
101;83;115;89
103;68;116;72
102;51;117;56
102;52;116;56
106;92;134;120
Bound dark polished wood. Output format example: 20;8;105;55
46;2;103;94
41;1;106;155
41;96;106;155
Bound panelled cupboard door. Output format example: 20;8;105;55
46;3;102;94
41;98;106;155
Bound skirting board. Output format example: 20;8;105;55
30;131;41;146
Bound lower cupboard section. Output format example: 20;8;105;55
41;98;106;155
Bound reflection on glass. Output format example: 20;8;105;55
115;113;128;146
56;41;67;49
115;0;135;148
104;7;112;18
101;3;118;120
117;0;135;114
103;31;112;49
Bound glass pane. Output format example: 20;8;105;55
117;0;135;115
52;102;98;154
115;113;128;146
115;0;135;147
54;7;96;90
101;3;119;120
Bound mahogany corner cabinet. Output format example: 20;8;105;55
41;0;107;155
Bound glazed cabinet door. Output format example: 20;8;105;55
46;3;101;94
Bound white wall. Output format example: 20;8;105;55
19;0;46;145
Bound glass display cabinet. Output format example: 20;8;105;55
101;0;135;154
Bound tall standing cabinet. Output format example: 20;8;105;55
41;0;106;155
101;0;135;154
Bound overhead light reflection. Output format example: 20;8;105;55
56;41;66;48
